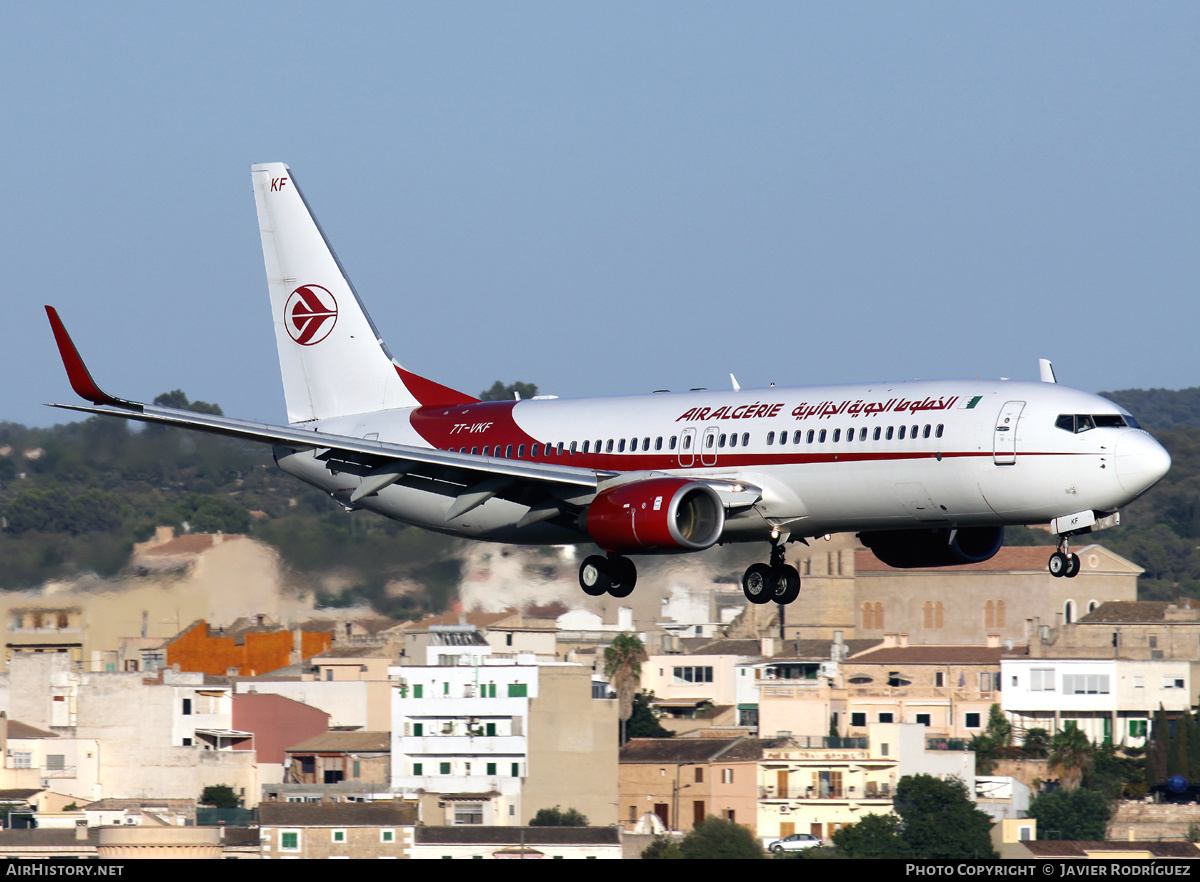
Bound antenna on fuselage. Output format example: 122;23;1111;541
730;373;741;392
1039;359;1058;384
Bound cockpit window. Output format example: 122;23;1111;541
1056;413;1135;433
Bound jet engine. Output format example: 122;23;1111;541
859;526;1004;568
584;477;725;553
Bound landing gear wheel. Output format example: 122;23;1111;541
1065;553;1081;579
776;565;801;604
608;556;638;598
1048;551;1068;578
579;555;611;596
743;563;774;604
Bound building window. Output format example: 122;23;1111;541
1062;675;1109;695
512;763;521;777
673;666;714;683
280;830;300;851
1030;669;1056;692
381;830;395;843
508;684;528;697
454;803;484;825
722;768;733;784
332;830;346;843
440;762;451;775
413;685;423;698
487;762;497;775
851;713;866;727
1129;720;1148;739
878;713;894;723
916;714;931;726
413;763;423;775
11;752;32;769
965;713;981;728
695;768;704;784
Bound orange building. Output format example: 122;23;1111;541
165;618;332;677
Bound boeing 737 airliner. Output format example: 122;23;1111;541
45;163;1172;605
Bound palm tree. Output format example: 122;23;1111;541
604;633;648;745
1049;723;1094;791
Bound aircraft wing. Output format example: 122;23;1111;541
45;307;602;512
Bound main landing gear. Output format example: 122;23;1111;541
742;541;801;605
579;554;638;598
1048;539;1081;579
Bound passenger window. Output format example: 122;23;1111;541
729;433;738;448
643;437;650;451
886;426;894;440
718;434;727;448
846;427;854;442
471;447;478;455
684;436;692;450
832;429;841;442
581;440;589;454
531;444;540;457
767;431;775;445
936;424;944;438
655;437;663;450
923;425;931;439
898;426;906;440
618;439;626;453
506;445;513;457
705;434;714;448
571;441;578;454
742;432;749;447
819;430;827;443
557;442;564;455
518;444;526;458
911;425;918;438
806;430;814;443
670;436;677;450
595;439;602;452
873;427;881;441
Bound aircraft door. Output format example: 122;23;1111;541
700;426;719;467
678;427;697;468
993;401;1025;465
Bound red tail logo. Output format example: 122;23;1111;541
285;285;338;345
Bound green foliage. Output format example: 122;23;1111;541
627;691;675;738
199;784;241;808
641;837;685;859
679;817;764;860
153;390;223;415
831;813;912;859
1023;728;1051;758
892;775;998;859
1049;723;1094;791
479;381;539;402
1028;788;1111;840
529;806;588;826
604;633;648;743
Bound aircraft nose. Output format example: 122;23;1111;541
1115;431;1171;496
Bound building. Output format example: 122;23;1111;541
413;825;622;859
258;801;416;859
166;618;332;677
618;736;769;834
391;647;618;827
758;723;974;843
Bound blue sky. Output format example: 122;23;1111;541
4;3;1198;427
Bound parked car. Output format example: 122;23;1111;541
766;833;823;853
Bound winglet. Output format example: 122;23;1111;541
45;306;142;411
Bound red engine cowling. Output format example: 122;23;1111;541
585;478;725;553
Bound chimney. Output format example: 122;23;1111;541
761;637;775;657
75;819;88;841
618;607;633;631
986;634;1000;648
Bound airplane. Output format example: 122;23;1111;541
45;162;1172;606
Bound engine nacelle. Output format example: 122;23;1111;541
859;526;1004;569
585;477;725;553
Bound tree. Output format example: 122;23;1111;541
479;381;538;401
986;703;1012;748
892;775;997;858
831;813;912;859
1028;788;1111;840
529;806;588;826
628;691;675;738
641;837;685;859
153;389;223;415
604;633;648;744
199;784;241;808
1022;727;1051;759
679;817;764;860
1049;723;1094;791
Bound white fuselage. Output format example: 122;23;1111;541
274;377;1169;548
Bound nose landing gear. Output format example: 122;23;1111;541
1048;540;1080;579
742;541;801;605
579;553;638;598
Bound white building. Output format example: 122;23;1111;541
1002;656;1196;746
